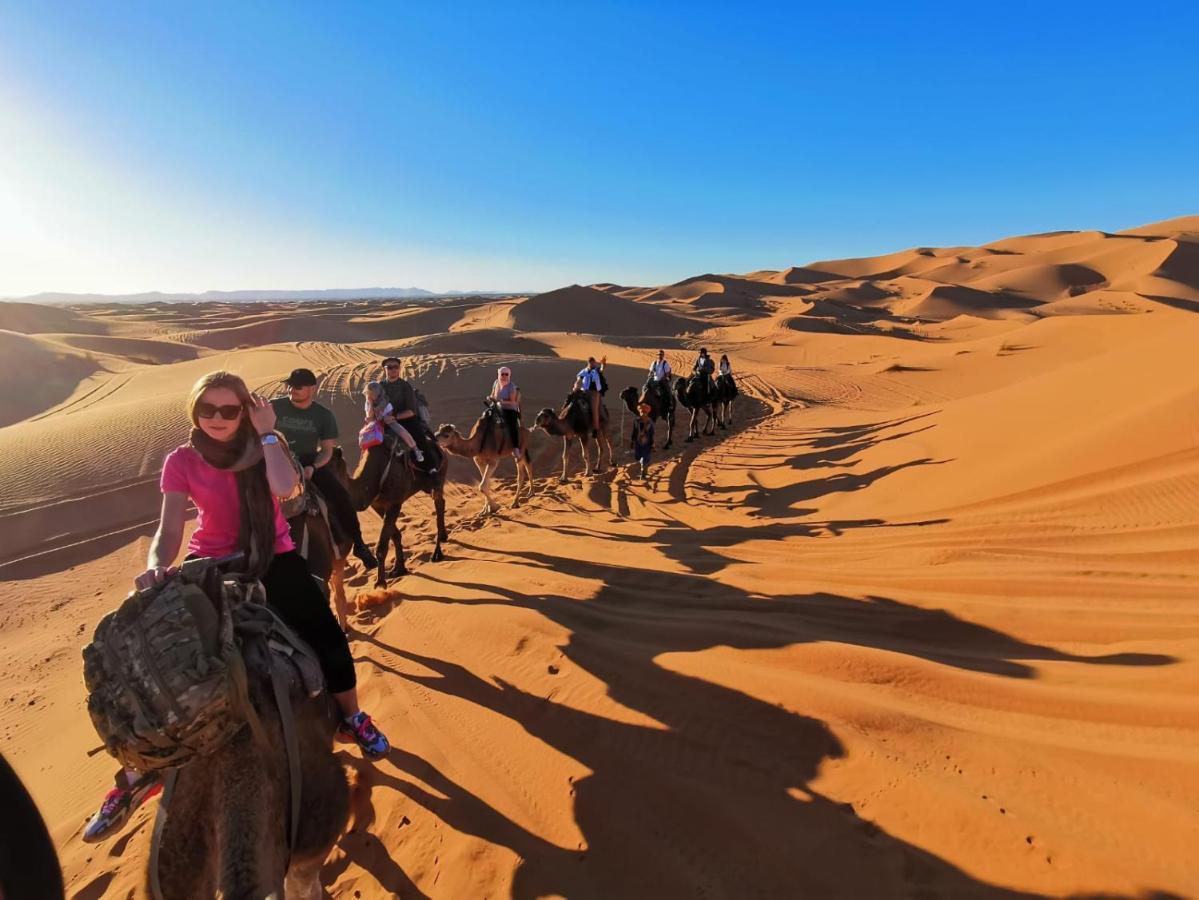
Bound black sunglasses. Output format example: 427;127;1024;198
196;402;244;420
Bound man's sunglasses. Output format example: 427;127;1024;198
196;402;244;420
499;372;511;378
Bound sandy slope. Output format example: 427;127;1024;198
1;219;1197;898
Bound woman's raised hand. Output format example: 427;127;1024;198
247;392;276;436
134;565;172;592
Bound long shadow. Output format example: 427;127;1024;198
739;457;951;518
363;552;1174;897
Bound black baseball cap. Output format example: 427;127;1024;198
285;368;318;387
381;356;401;367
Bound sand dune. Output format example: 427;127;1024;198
1;216;1197;899
510;284;692;335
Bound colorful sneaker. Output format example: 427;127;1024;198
338;711;390;759
82;771;163;843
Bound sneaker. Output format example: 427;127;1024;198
338;711;390;759
352;540;379;571
83;771;163;843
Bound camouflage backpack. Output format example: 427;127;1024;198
82;558;264;772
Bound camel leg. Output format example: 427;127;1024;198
331;558;348;631
559;437;570;483
475;458;497;516
581;436;594;477
371;503;390;587
598;433;612;473
664;411;674;450
389;514;407;579
510;456;523;508
519;457;535;502
431;487;447;561
374;505;399;588
284;854;323;900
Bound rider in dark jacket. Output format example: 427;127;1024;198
692;348;716;403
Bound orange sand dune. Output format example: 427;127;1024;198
1;216;1197;899
509;284;692;336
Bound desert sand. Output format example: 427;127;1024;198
1;217;1197;898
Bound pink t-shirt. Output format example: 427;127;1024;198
160;445;295;558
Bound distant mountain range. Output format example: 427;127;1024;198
4;287;523;305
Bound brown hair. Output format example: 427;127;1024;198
186;371;254;429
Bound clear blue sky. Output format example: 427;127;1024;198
1;1;1197;296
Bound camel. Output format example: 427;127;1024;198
713;372;737;429
153;618;349;898
328;440;448;588
288;488;352;631
619;380;675;449
435;403;534;515
534;393;612;482
675;374;717;440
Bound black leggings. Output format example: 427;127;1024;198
501;408;521;449
260;551;356;694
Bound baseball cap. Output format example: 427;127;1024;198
285;368;317;387
381;356;401;367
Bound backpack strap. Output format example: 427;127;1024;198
269;659;303;853
149;769;180;900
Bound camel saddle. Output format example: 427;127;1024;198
83;555;324;773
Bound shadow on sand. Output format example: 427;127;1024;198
346;544;1173;897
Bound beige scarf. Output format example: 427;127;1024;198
189;424;280;577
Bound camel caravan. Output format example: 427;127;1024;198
77;347;736;897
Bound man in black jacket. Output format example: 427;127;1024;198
379;357;439;473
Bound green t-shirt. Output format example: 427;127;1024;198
271;397;338;464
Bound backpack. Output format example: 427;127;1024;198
359;419;385;450
82;559;323;772
414;387;432;426
597;368;609;395
83;561;252;771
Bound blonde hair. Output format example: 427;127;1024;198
186;370;253;427
364;381;383;400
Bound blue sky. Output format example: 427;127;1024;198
1;1;1197;295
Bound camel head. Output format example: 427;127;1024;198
619;386;639;410
433;423;460;445
534;407;557;430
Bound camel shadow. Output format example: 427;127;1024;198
360;552;1175;897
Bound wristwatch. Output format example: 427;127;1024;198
260;434;279;445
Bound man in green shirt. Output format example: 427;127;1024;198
272;368;378;570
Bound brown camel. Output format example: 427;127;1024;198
288;489;352;631
435;406;534;516
153;640;349;898
328;442;448;588
534;392;612;482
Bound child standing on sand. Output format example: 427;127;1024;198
361;381;423;462
631;401;654;480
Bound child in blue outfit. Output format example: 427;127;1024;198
631;401;654;480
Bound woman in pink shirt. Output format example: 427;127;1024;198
83;370;389;843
